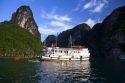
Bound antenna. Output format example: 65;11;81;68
56;33;58;47
44;39;46;48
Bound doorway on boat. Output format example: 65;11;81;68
80;56;82;61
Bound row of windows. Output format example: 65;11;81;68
52;50;81;53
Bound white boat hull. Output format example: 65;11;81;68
41;56;89;61
41;47;90;61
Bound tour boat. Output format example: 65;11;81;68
41;46;90;61
41;35;90;61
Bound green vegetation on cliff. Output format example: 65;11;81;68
0;22;42;57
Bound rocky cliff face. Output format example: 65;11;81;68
10;6;41;41
89;6;125;60
87;23;104;58
57;23;90;47
100;6;125;60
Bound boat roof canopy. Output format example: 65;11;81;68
71;46;85;49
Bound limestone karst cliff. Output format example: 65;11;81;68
100;6;125;60
11;5;41;41
44;35;57;47
0;5;42;57
88;6;125;60
56;23;90;47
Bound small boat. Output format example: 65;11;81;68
28;59;40;63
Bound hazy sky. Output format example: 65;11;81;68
0;0;125;41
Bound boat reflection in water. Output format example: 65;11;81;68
37;61;90;83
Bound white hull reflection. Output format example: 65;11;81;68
39;61;90;82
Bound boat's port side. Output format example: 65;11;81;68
41;47;90;61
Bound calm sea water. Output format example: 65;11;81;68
0;58;125;83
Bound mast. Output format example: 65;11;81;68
69;35;72;48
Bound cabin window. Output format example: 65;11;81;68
51;50;54;54
64;51;66;53
59;50;62;53
64;51;68;53
55;50;57;52
74;51;77;53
